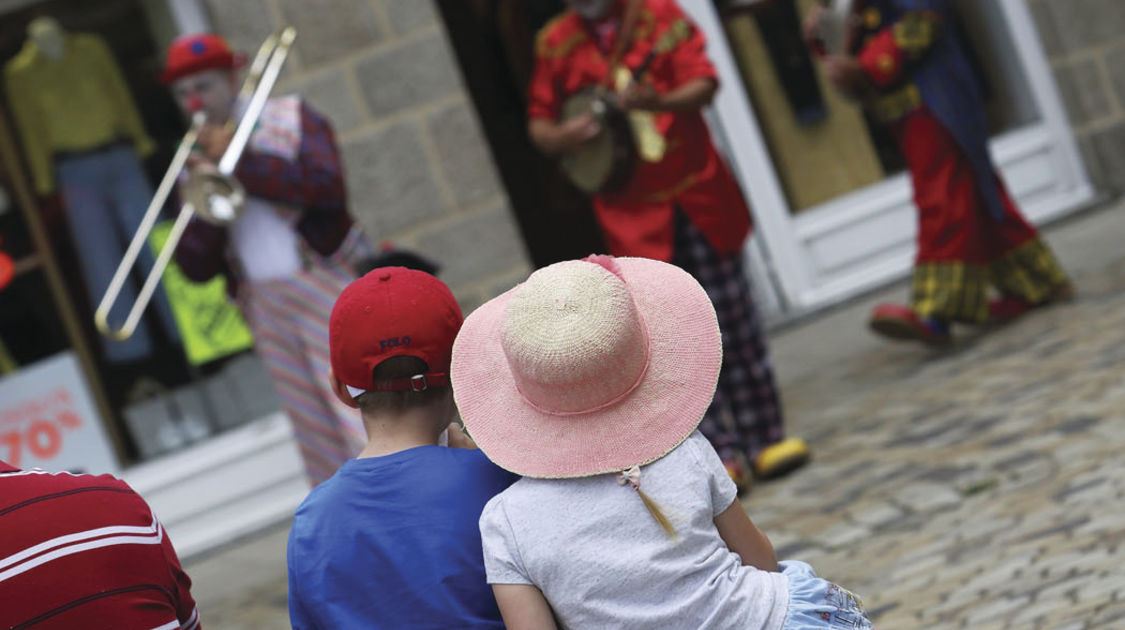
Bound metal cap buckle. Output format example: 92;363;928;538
410;374;428;392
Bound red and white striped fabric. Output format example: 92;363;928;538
238;241;368;486
0;461;201;630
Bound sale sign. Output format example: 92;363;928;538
0;352;119;474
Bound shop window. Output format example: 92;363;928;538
715;0;1040;213
0;165;67;368
0;0;279;469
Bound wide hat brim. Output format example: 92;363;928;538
452;257;721;478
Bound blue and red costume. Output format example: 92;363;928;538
817;0;1069;337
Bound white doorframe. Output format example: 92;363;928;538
997;0;1089;196
681;0;1095;318
681;0;816;311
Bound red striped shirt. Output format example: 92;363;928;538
0;461;201;630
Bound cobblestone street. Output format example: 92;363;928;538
755;235;1125;628
186;205;1124;628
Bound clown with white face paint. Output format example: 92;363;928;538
162;33;372;486
169;68;239;126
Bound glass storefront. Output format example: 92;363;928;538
0;0;279;473
716;0;1043;214
685;0;1094;313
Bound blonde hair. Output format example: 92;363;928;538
635;488;677;540
619;466;677;540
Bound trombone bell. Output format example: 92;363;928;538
182;171;246;224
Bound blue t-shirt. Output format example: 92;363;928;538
287;446;518;629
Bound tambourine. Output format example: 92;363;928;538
558;87;639;195
556;20;690;196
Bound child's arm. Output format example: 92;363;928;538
493;584;559;630
714;499;780;572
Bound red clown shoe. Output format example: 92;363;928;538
869;303;952;347
988;283;1075;322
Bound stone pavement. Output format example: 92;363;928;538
185;202;1125;628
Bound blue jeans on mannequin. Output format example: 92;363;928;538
55;144;180;363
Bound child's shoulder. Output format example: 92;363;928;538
660;430;714;469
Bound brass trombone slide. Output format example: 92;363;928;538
94;27;296;341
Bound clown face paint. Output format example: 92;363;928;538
170;69;239;125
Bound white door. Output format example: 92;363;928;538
682;0;1095;319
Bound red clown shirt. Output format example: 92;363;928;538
528;0;752;262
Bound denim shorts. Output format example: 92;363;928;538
781;561;873;629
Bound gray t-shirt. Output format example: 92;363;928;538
479;431;789;630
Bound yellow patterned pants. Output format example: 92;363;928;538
913;239;1069;323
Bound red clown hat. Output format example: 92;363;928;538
161;33;246;84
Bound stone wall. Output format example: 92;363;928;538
202;0;531;313
1028;0;1125;193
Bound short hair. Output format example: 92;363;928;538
355;356;451;416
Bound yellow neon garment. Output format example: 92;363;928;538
4;33;155;195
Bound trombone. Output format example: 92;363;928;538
95;27;297;341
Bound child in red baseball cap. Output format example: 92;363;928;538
286;267;516;629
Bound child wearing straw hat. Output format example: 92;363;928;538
286;267;515;629
453;255;871;629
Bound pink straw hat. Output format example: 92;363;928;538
451;255;721;478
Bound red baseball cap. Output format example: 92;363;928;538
330;267;463;395
161;33;246;84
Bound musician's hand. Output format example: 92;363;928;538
185;152;219;173
197;124;234;162
824;55;869;99
555;113;603;152
803;5;825;43
621;81;662;111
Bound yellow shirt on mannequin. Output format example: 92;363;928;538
4;33;155;195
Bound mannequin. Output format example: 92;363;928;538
27;17;65;61
4;18;180;365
